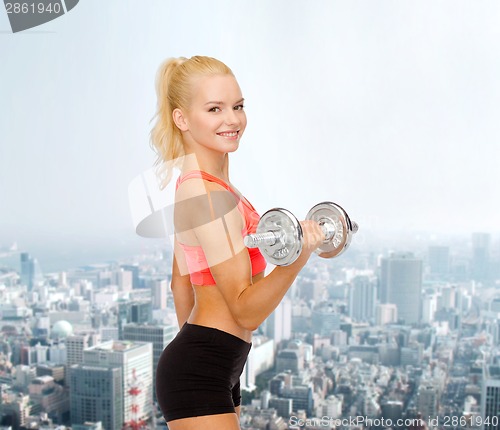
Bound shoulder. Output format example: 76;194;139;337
174;177;241;233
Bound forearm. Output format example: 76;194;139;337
233;257;308;331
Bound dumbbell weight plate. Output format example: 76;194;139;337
306;202;355;259
256;208;303;266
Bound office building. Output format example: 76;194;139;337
379;253;423;325
266;298;292;345
20;252;36;292
481;364;500;430
348;275;376;322
417;384;439;420
83;340;153;426
122;323;177;397
66;333;101;368
472;233;491;282
428;246;450;279
69;365;123;430
117;301;152;339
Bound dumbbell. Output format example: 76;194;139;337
244;201;358;266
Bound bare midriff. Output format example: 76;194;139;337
188;271;265;343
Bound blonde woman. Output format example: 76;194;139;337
152;56;324;430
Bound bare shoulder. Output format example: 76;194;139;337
174;177;242;238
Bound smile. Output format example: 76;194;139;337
217;131;239;139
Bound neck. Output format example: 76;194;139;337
181;151;230;182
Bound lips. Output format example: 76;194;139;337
217;130;239;138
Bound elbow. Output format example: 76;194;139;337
237;319;260;332
232;308;261;332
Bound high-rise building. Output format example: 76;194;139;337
20;252;36;291
428;246;450;279
120;264;140;289
83;340;153;426
66;333;101;368
69;365;123;430
122;323;177;398
150;279;168;310
268;398;293;418
241;336;274;391
281;385;313;416
117;300;152;339
417;384;439;420
481;364;500;430
472;233;491;282
312;305;341;336
379;253;422;325
266;298;292;345
348;275;377;322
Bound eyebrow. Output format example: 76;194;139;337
204;98;245;105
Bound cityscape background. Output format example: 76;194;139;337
1;1;500;430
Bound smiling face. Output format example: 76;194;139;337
175;74;247;155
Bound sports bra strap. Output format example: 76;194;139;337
176;171;240;200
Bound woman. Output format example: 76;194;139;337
151;55;324;430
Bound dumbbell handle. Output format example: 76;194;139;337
244;217;345;249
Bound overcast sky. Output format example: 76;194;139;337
1;1;499;257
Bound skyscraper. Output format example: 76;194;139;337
472;232;491;283
66;333;101;367
69;365;123;430
150;279;168;310
348;275;377;322
266;298;292;345
379;253;423;325
20;252;36;291
417;384;439;420
122;323;177;398
117;300;152;339
481;364;500;430
428;245;450;279
83;340;153;427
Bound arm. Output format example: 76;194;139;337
170;238;194;329
182;182;324;331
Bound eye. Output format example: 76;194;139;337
208;106;221;113
234;104;245;111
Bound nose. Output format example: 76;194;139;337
224;108;240;126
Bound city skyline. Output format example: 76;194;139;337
1;223;500;429
1;1;500;252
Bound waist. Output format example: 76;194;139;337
184;320;252;345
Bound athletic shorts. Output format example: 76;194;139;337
155;322;252;422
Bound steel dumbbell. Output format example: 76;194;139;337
244;201;358;266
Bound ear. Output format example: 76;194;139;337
172;108;189;132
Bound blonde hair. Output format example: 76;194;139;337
149;55;234;189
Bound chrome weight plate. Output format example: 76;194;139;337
256;208;303;266
305;201;357;259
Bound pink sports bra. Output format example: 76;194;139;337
175;171;267;285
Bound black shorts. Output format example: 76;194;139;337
155;322;252;422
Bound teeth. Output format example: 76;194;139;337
218;131;238;137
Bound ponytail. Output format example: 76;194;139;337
149;57;187;189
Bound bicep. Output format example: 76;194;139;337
185;188;252;301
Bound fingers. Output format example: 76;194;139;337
299;220;325;252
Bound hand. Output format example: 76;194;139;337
298;220;325;257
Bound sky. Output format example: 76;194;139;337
1;1;499;267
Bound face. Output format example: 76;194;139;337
176;74;247;154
